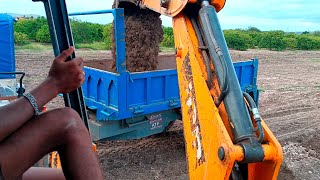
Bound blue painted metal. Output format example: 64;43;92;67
69;9;126;73
69;10;116;16
83;67;181;121
83;60;258;121
0;14;15;79
233;58;259;103
84;60;259;140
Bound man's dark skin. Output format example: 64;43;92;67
0;47;104;180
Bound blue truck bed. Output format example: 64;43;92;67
83;59;259;122
82;58;259;141
71;8;260;141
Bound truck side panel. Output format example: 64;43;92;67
82;59;258;121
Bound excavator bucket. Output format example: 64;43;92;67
114;0;188;17
114;0;225;16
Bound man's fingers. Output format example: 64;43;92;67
74;57;84;65
73;57;84;69
56;47;74;62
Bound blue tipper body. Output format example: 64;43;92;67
0;14;15;79
71;9;260;141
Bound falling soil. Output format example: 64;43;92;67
111;5;163;72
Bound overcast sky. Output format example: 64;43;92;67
0;0;319;32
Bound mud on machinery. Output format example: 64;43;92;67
31;0;283;179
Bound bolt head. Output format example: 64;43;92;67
218;147;225;161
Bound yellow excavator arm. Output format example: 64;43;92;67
115;0;283;179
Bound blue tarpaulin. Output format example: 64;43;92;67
0;14;15;79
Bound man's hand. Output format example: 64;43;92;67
48;47;85;94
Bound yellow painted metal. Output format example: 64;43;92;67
172;12;282;179
247;120;283;180
49;151;61;168
173;14;239;179
140;0;188;17
138;0;226;16
49;143;97;169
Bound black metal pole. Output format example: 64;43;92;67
32;0;89;129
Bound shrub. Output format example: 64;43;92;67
35;25;51;43
224;30;253;51
102;23;113;50
14;17;47;40
71;20;104;43
284;33;297;38
247;26;261;33
302;31;310;35
248;31;264;48
297;35;320;50
312;31;320;36
160;27;174;47
284;37;297;49
14;32;29;45
258;31;287;51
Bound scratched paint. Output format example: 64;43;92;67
182;53;205;167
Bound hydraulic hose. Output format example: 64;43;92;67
190;17;213;88
243;92;264;143
190;15;228;105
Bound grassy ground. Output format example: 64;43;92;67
15;42;52;51
160;46;175;53
75;42;110;50
15;42;175;52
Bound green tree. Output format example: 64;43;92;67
160;27;174;47
312;31;320;36
14;32;29;45
14;17;47;40
102;23;113;49
224;30;253;51
259;31;287;51
35;25;51;43
71;20;104;43
284;37;297;49
297;35;320;50
302;31;310;35
247;26;261;32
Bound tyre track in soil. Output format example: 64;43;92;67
16;49;320;179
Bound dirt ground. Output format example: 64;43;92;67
15;49;320;179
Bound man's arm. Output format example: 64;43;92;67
0;47;84;141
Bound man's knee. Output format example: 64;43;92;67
45;108;89;138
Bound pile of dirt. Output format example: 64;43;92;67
111;4;163;72
96;123;187;180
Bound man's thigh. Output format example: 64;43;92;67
0;108;74;179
